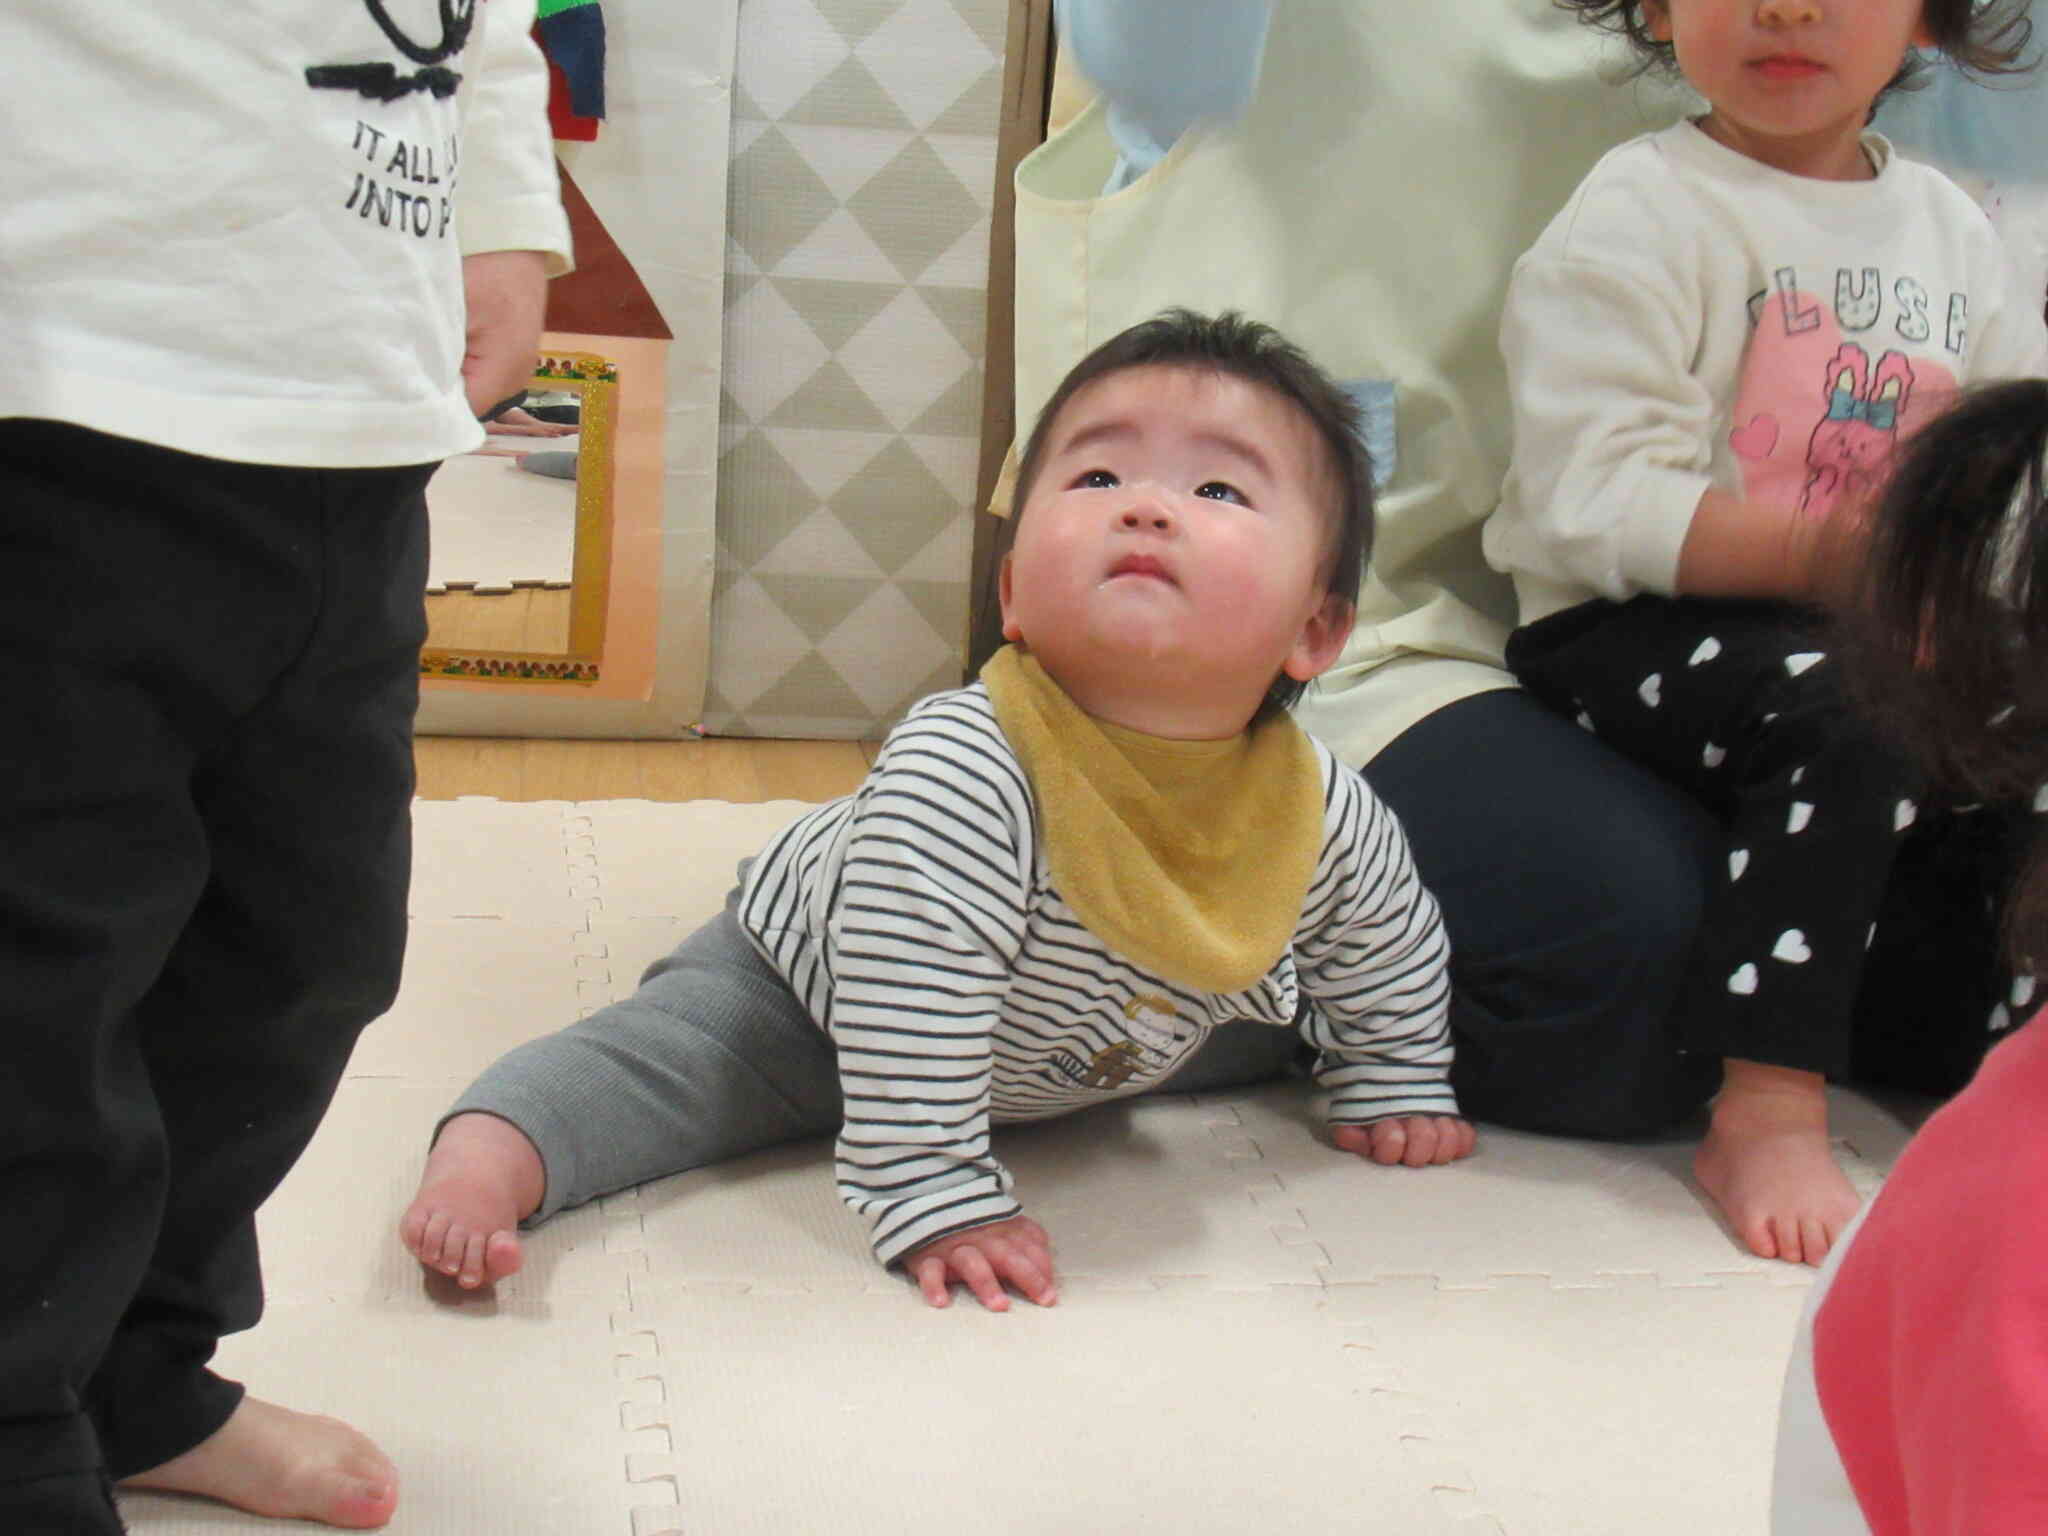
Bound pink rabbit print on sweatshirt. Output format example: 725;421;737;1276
1726;290;1958;517
1799;344;1914;520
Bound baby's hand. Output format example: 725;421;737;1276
903;1215;1057;1312
1332;1115;1476;1167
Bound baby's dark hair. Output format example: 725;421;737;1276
1008;308;1375;724
1839;378;2048;962
1557;0;2034;113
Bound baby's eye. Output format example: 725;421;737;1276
1072;468;1120;490
1195;481;1249;506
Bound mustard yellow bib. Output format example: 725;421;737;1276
981;645;1324;994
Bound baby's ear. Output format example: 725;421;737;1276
998;554;1024;642
1282;594;1355;682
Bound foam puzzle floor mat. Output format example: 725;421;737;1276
117;798;1919;1535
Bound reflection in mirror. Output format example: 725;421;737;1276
420;349;615;684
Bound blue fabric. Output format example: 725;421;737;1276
1342;378;1398;490
1875;55;2048;185
1055;0;1274;191
1048;8;1395;481
536;5;606;120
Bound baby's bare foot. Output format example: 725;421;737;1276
121;1396;397;1529
1694;1059;1862;1267
398;1111;544;1289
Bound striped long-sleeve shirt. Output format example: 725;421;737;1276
737;683;1455;1265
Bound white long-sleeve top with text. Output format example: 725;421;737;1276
737;684;1456;1266
1485;121;2048;626
5;0;570;468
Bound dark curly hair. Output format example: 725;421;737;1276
1838;379;2048;964
994;309;1375;726
1557;0;2034;114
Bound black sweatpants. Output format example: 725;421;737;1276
1508;595;2023;1095
0;421;431;1532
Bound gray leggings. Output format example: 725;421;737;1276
446;881;1308;1223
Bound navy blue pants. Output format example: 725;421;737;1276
0;421;431;1532
1363;688;1725;1138
1509;595;2022;1095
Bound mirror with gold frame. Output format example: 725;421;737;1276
420;349;616;686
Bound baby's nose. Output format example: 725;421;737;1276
1118;486;1176;531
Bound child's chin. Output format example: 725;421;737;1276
1087;620;1190;668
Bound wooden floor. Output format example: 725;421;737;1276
418;585;882;803
414;733;879;803
424;588;573;654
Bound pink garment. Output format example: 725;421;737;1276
1812;1011;2048;1531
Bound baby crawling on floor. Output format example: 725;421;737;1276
402;310;1475;1309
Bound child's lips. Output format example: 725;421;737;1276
1751;54;1825;80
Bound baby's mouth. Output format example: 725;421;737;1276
1106;553;1173;584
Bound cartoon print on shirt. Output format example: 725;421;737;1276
1051;994;1198;1091
307;0;477;102
1067;1041;1150;1090
1799;344;1915;519
1122;994;1194;1064
1727;286;1960;514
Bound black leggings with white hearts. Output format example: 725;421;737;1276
1509;594;2031;1097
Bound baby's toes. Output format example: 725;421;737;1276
417;1210;468;1275
455;1230;489;1289
398;1197;460;1264
1739;1215;1780;1262
397;1203;429;1257
1797;1215;1833;1267
483;1229;524;1284
434;1221;477;1277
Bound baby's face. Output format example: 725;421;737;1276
999;365;1349;736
